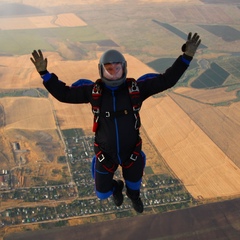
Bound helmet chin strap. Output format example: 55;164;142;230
102;77;126;87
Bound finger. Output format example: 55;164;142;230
31;50;39;60
196;39;201;47
38;49;43;59
30;57;36;64
187;32;192;41
31;50;36;57
192;33;199;42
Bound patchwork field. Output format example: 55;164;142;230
0;13;87;30
0;0;240;239
1;49;240;200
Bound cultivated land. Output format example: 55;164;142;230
141;95;240;199
0;0;240;239
0;13;87;30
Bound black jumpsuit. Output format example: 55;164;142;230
42;54;192;200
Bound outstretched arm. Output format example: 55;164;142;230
30;49;93;104
138;32;201;100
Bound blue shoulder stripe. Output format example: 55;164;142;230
137;73;159;82
71;79;93;87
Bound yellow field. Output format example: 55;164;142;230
169;91;240;172
0;97;56;130
0;13;87;30
219;102;240;126
141;95;240;199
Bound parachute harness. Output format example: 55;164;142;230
91;78;142;133
91;78;142;168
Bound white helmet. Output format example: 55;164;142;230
98;49;127;87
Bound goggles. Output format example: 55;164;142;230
102;63;123;81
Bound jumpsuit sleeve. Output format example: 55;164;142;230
42;72;93;104
137;54;192;100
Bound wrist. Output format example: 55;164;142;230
181;54;193;65
41;72;52;82
183;54;193;60
39;70;48;76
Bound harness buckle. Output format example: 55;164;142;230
133;105;141;112
129;81;139;93
92;107;100;115
92;82;102;95
97;153;105;162
130;154;138;161
134;113;141;130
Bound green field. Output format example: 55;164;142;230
0;26;107;55
0;88;48;98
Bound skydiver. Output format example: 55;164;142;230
30;32;201;213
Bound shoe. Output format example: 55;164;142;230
112;180;124;206
130;197;144;213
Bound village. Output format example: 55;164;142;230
0;129;192;227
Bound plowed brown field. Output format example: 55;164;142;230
5;198;240;240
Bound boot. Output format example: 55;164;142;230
126;191;144;213
112;180;124;206
130;197;144;213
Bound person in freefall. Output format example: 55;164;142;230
31;32;201;213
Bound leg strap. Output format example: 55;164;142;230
94;143;117;173
122;138;142;168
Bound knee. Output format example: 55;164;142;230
95;189;113;200
125;179;142;191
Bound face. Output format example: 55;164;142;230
102;63;123;80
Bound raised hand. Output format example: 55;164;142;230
182;32;201;57
30;49;48;73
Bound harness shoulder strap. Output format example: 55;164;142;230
92;79;103;132
126;78;141;106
